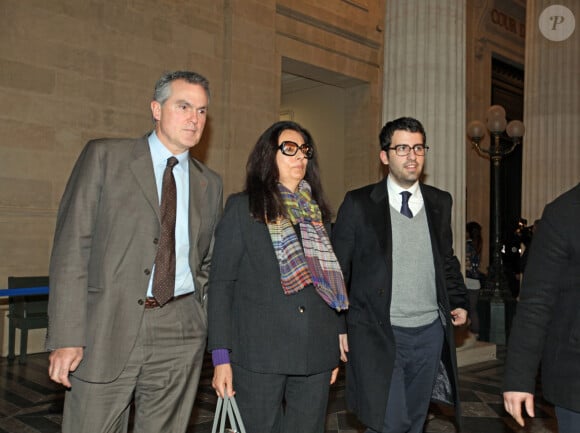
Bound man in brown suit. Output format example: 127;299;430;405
46;71;223;433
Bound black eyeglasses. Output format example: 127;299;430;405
387;144;429;156
278;141;314;159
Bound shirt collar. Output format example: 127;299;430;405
386;175;420;197
148;131;189;170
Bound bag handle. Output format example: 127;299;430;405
229;395;246;433
210;396;223;433
211;395;247;433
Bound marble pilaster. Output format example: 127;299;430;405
522;0;580;219
382;0;467;259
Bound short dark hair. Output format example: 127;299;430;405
153;71;210;105
245;120;331;223
379;117;426;151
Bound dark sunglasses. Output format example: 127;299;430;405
278;141;314;159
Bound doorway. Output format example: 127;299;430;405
280;58;368;215
490;56;524;297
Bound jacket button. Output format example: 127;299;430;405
299;306;306;313
153;238;159;244
144;268;151;275
138;299;144;305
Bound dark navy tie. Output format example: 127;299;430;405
400;191;413;218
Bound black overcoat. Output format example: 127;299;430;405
504;183;580;412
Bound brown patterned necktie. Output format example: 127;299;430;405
152;156;179;306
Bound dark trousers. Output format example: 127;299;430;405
366;319;444;433
232;363;332;433
556;406;580;433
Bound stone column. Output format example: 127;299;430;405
522;1;580;219
382;0;467;259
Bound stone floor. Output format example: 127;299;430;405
0;347;558;432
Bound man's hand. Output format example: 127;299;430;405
48;347;84;388
330;366;339;385
212;363;235;399
503;391;535;427
450;308;468;326
339;333;349;362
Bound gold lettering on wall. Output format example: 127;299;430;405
491;8;526;38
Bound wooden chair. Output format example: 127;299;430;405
7;276;49;364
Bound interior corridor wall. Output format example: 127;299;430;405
280;83;346;215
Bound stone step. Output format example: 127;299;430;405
457;340;497;367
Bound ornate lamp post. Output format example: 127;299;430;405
467;105;525;345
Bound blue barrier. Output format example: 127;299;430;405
0;286;50;297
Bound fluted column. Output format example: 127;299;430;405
522;1;580;219
382;0;466;258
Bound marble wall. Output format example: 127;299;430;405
0;0;385;355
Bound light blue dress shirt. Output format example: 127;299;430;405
146;132;195;298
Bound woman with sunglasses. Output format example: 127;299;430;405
208;120;348;433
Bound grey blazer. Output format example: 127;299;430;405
207;193;344;375
47;135;223;382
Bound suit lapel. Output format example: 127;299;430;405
370;180;392;271
420;184;441;243
130;137;159;219
420;184;444;278
188;157;207;248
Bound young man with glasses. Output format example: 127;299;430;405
332;117;468;433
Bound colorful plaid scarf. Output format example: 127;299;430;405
267;181;349;311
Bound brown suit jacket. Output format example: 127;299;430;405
46;135;223;382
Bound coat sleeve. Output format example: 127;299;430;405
207;194;245;352
197;172;223;307
47;140;103;350
440;192;468;311
331;192;356;287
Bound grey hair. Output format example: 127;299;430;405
152;71;211;105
